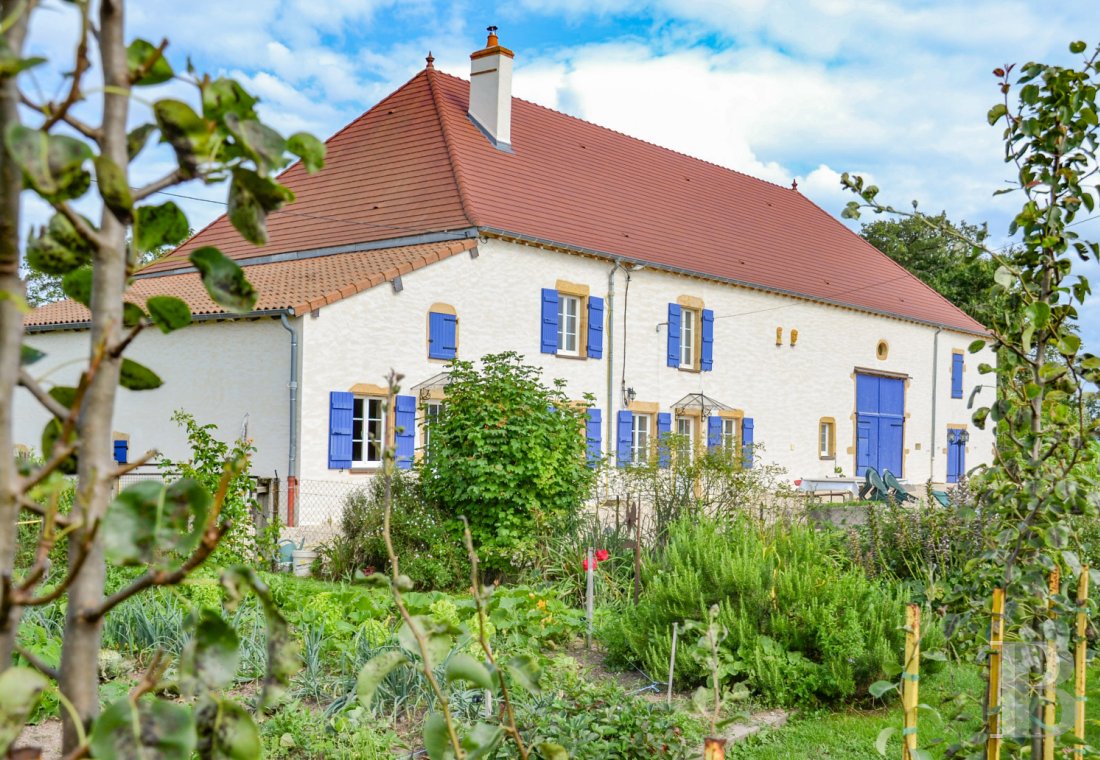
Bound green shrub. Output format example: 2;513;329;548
603;517;907;707
314;471;465;589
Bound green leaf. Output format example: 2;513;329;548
227;167;294;245
123;301;148;328
1059;334;1081;356
422;712;454;760
445;653;493;690
229;117;287;174
25;213;95;275
868;680;897;699
126;39;174;86
94;154;134;222
201;77;258;123
221;568;301;709
128;124;158;160
154;99;211;176
180;610;240;696
967;339;986;353
356;650;408;708
504;653;541;694
189;246;257;313
462;722;504;759
0;667;48;756
119;358;163;391
921;650;947;662
146;295;192;333
287;132;325;173
397;616;453;669
135;201;190;254
40;418;77;475
60;267;93;307
874;726;895;756
194;697;260;760
102;478;210;567
89;697;196;760
1070;40;1087;54
5;125;93;199
0;37;45;77
535;743;570;760
993;265;1014;290
20;344;45;365
987;103;1007;125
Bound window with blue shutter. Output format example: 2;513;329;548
951;353;963;399
586;408;602;465
394;394;416;470
428;312;457;360
616;410;633;467
666;303;681;367
328;391;354;469
706;416;722;450
656;412;671;468
540;288;559;354
587;296;604;359
741;417;754;469
700;308;714;371
113;439;128;465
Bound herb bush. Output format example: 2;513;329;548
315;470;465;589
603;517;907;706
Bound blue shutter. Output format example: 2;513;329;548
706;416;722;450
587;296;604;359
586;408;602;465
616;410;633;467
951;353;963;398
946;429;959;484
666;303;681;367
741;417;754;469
700;308;714;371
328;391;354;469
541;288;559;354
113;439;128;465
656;412;672;468
428;312;456;360
394;394;416;470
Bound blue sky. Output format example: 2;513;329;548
24;0;1100;350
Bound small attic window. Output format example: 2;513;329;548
876;340;889;360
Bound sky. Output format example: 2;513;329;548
21;0;1100;351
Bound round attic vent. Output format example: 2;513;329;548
876;340;889;360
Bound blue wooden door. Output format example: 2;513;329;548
946;428;966;483
855;374;905;476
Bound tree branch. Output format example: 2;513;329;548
112;449;158;478
19;90;101;142
15;643;59;681
20;446;78;495
52;200;106;252
18;368;68;420
132;168;183;202
109;320;145;358
17;518;98;607
39;0;91;133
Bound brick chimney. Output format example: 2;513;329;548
468;26;513;150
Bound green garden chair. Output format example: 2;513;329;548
881;470;913;503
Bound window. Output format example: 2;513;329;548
951;351;964;399
818;418;836;459
675;416;694;460
427;307;458;360
557;294;580;355
680;308;697;368
421;401;443;457
721;418;738;452
631;413;651;464
352;397;385;466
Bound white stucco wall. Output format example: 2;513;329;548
15;318;291;477
299;238;996;488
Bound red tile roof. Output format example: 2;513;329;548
92;67;984;334
24;240;476;328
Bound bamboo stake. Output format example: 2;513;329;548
585;546;594;649
1042;568;1060;760
903;603;921;760
987;588;1005;760
632;502;642;605
667;622;679;706
1075;567;1089;760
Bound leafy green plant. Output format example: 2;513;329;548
418;352;595;574
604;517;906;707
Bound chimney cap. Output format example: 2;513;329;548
471;24;514;60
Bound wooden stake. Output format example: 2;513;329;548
667;622;679;706
1075;567;1089;760
633;501;642;605
1042;568;1060;760
585;546;594;649
986;588;1005;760
902;604;921;760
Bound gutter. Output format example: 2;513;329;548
929;327;942;482
605;260;623;455
24;308;296;334
279;312;299;483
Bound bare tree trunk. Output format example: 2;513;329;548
0;0;34;671
58;0;129;751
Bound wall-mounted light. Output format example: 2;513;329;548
623;385;637;406
958;429;970;444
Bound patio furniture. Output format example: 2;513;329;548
881;469;913;503
276;538;304;572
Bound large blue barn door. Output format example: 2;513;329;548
855;373;905;477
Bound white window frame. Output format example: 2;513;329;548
557;293;581;356
352;396;386;467
421;401;443;457
676;416;694;460
631;413;650;464
819;419;835;459
721;418;738;453
680;307;697;369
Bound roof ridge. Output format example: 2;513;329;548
432;69;799;196
425;68;479;227
788;191;987;332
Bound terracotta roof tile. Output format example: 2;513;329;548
24;240;475;328
92;66;982;334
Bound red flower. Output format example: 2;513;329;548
595;549;610;563
582;558;592;571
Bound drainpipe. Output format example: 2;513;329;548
929;326;942;483
606;259;623;454
279;312;299;524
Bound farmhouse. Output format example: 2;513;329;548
16;30;994;523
